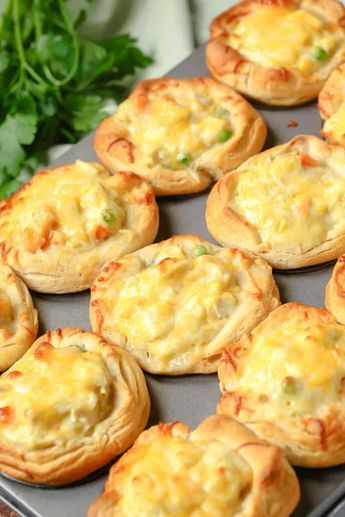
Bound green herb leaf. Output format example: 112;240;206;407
9;94;37;145
63;93;107;134
0;50;10;73
0;0;153;198
74;9;87;30
0;95;37;181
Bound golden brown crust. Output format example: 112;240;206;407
0;162;158;293
319;62;345;145
206;0;345;106
89;235;280;375
88;415;300;517
206;135;345;269
0;328;150;485
218;302;345;467
325;255;345;324
0;263;38;371
94;77;267;195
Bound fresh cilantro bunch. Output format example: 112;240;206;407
0;0;153;198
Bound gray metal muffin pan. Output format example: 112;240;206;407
1;45;345;517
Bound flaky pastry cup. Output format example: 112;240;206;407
94;77;266;195
206;135;345;269
0;328;150;485
206;0;345;106
218;302;345;467
90;235;279;375
0;161;158;293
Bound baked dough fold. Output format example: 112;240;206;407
0;263;38;371
319;62;345;146
88;415;300;517
326;255;345;324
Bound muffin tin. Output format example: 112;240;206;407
1;44;345;516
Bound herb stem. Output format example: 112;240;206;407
24;62;46;84
12;0;26;84
33;0;42;41
12;0;45;86
42;0;79;87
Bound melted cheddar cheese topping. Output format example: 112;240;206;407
229;317;345;416
229;6;339;73
114;435;252;517
114;253;240;361
0;344;113;449
234;153;345;251
324;102;345;144
116;92;232;169
0;161;125;252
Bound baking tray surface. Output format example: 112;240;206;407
1;44;345;517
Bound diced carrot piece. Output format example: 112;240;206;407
95;225;109;240
0;406;12;423
300;154;318;167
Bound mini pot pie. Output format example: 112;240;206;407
218;302;345;467
0;328;150;485
88;415;300;517
206;0;345;106
0;161;158;294
90;235;280;375
319;62;345;146
94;77;267;195
325;255;345;325
0;263;38;372
206;135;345;269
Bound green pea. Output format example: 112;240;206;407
313;47;328;62
192;245;208;258
102;209;116;225
218;129;233;143
177;153;193;166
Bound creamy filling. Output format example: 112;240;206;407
234;152;345;251
115;435;252;517
0;161;125;252
0;344;113;449
116;94;232;169
226;318;345;418
113;253;241;361
228;6;339;74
